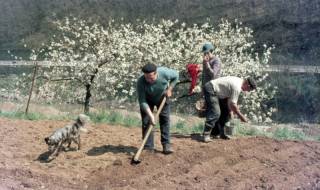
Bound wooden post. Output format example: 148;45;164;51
25;62;38;114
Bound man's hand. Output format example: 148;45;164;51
203;54;210;63
165;86;173;97
149;114;156;125
146;107;156;125
229;101;248;123
229;111;234;119
240;116;248;123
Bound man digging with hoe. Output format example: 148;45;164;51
135;63;179;157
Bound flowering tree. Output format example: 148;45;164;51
24;18;141;113
198;20;277;123
132;19;276;123
21;17;276;122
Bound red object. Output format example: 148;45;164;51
187;63;201;95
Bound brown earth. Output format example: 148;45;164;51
0;117;320;190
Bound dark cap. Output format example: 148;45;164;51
247;77;257;90
142;63;157;73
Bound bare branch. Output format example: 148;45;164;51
36;75;83;83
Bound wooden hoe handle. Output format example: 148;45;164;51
132;97;167;162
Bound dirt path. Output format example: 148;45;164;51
0;117;319;190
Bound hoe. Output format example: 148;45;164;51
131;97;167;165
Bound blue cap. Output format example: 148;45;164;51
202;42;214;53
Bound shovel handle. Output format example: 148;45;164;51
133;97;167;162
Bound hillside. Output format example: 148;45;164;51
0;0;319;64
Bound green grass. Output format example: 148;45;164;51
232;120;262;136
0;110;141;127
88;111;141;127
171;121;203;134
234;124;270;137
0;109;315;142
273;127;307;141
232;119;309;141
0;111;48;120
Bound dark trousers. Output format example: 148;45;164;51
203;82;230;136
140;98;170;149
210;98;231;136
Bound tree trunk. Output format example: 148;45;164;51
25;62;38;114
83;63;104;113
84;84;91;114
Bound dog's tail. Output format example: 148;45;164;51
44;137;49;144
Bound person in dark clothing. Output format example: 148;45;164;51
201;42;221;88
201;42;223;138
137;63;179;154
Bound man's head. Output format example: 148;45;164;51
202;42;214;60
242;77;257;92
142;63;158;84
202;42;214;53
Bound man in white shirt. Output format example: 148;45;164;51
202;76;257;142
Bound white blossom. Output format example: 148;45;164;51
18;17;276;122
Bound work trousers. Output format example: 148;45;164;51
140;97;170;149
203;82;230;136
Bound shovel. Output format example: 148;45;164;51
131;96;167;165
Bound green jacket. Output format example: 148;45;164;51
137;67;179;111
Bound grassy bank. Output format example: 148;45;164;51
0;108;319;142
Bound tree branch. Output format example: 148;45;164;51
36;75;83;83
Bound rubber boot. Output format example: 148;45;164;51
219;123;230;140
163;144;174;155
202;125;213;143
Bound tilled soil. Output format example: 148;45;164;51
0;117;320;190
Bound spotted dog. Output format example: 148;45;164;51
44;114;90;161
